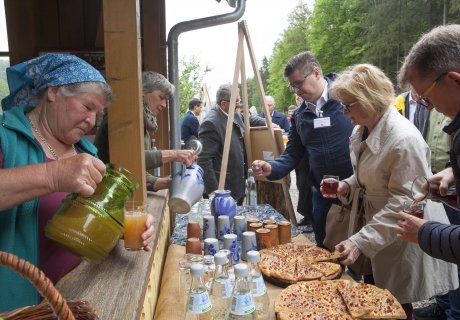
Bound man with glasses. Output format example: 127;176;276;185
398;24;460;320
252;51;354;247
198;83;265;205
181;97;202;143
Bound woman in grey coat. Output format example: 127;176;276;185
323;64;458;319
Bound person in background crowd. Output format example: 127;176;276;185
397;24;460;320
252;51;354;247
94;71;195;192
258;95;290;132
0;54;155;312
181;97;202;143
198;83;265;205
326;63;457;320
287;105;296;123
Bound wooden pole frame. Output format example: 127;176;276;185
217;20;297;225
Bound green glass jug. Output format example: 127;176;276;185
45;163;139;263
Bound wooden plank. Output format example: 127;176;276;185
56;191;169;320
103;0;146;201
58;0;85;48
141;0;170;177
218;24;244;190
83;0;103;48
4;0;38;64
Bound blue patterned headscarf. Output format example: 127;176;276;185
1;53;107;111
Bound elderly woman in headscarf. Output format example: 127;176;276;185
0;54;155;312
94;71;196;192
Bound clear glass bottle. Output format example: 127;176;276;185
210;252;232;320
203;255;216;290
246;169;257;208
225;264;255;319
246;251;270;319
185;263;213;320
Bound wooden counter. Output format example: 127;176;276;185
154;236;353;320
56;190;171;320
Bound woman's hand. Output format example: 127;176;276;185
153;176;172;191
251;160;272;177
162;149;197;166
335;239;361;265
47;154;106;196
142;214;155;251
396;211;427;243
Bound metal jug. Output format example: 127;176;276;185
169;140;205;214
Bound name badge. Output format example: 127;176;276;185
313;117;331;128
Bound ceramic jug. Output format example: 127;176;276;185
169;164;205;214
211;190;237;227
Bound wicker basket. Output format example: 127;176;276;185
0;251;99;320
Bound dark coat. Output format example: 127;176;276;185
258;110;290;132
418;221;460;264
267;75;354;188
415;110;460;264
180;110;199;142
197;106;264;201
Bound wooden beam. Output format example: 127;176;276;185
103;0;146;201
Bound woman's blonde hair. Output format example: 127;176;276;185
330;64;395;117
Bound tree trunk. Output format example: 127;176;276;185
256;176;291;220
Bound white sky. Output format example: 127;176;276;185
166;0;314;100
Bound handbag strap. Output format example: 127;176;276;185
348;187;364;236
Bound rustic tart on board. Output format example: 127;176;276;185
258;242;342;286
275;280;407;320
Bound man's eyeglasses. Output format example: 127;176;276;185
417;72;448;109
288;69;314;92
340;101;358;113
223;99;242;105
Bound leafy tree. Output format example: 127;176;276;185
178;56;209;117
309;0;367;74
267;1;311;113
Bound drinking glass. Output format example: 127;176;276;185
124;201;148;251
402;200;425;218
322;175;339;196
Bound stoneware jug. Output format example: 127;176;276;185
169;164;205;214
212;190;237;226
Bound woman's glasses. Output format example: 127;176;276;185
340;101;358;112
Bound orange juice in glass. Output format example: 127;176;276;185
124;202;148;250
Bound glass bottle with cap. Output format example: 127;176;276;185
225;263;256;319
210;252;232;320
185;263;213;320
246;251;270;319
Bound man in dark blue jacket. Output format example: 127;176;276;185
181;98;202;143
258;95;290;132
252;51;354;247
397;24;460;320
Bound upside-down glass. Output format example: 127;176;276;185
411;175;458;210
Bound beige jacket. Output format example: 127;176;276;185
342;106;458;303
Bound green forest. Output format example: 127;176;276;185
243;0;460;113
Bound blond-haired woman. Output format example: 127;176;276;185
324;64;457;319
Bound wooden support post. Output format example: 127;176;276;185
103;0;146;201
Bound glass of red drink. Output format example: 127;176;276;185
402;200;425;218
322;175;339;196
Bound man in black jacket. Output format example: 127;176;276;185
258;95;290;132
397;24;460;320
197;83;265;204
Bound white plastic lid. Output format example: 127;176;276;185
190;263;204;276
246;250;259;263
214;252;229;265
234;263;249;277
